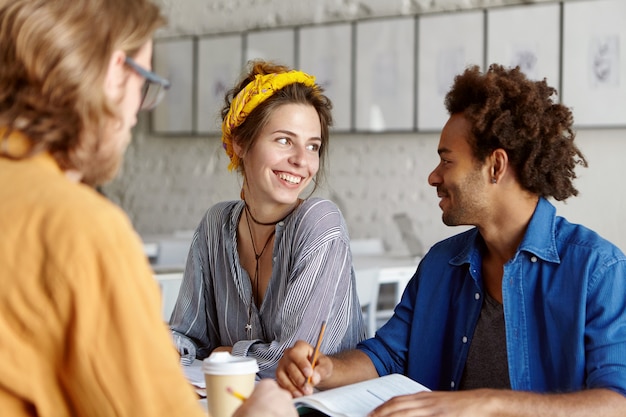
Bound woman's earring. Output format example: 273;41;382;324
491;177;497;184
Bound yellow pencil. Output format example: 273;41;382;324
307;320;327;385
226;386;247;402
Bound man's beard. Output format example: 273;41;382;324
440;170;485;227
79;134;128;187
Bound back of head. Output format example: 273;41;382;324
0;0;165;176
445;64;587;201
220;60;333;186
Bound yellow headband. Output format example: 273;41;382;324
221;70;317;171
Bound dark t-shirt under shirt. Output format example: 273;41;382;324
459;291;511;390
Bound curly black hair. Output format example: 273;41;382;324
444;64;587;201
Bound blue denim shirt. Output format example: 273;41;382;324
359;198;626;395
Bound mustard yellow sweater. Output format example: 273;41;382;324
0;133;205;417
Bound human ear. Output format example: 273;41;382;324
103;50;127;102
491;148;508;182
232;137;244;158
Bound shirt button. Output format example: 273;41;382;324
530;256;537;263
278;221;284;227
462;336;468;343
450;381;455;388
474;292;480;300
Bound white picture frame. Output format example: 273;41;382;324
245;28;295;68
487;3;561;90
298;23;353;131
417;11;484;132
355;17;415;132
196;34;244;134
562;0;626;127
151;38;194;134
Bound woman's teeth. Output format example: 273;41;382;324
278;173;301;184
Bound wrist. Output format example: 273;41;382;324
476;389;511;417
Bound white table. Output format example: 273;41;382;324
353;254;418;302
352;254;419;327
142;232;193;266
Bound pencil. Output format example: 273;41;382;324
226;386;247;402
307;320;327;385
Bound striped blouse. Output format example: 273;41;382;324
169;197;366;378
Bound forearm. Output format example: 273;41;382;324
169;240;215;357
240;301;359;379
486;388;626;417
257;240;363;377
318;349;379;390
169;314;212;358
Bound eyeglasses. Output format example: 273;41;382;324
124;56;171;111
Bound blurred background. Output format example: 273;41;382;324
103;0;626;257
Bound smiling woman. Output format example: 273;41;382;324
169;60;366;378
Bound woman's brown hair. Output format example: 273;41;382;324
221;60;334;188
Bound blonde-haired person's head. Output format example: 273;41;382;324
0;0;165;185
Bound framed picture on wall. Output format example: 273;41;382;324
245;28;295;68
196;34;243;134
355;16;415;132
562;0;626;127
487;3;561;91
417;10;484;132
151;37;194;135
297;23;353;131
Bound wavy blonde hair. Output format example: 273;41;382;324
0;0;165;184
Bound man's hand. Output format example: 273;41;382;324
368;390;494;417
368;388;626;417
233;379;297;417
276;340;333;397
212;346;233;353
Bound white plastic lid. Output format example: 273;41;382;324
202;352;259;375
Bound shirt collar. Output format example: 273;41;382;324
517;197;560;263
450;197;561;267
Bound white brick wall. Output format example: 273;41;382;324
103;0;626;254
154;0;554;37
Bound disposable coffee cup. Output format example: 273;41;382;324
203;352;259;417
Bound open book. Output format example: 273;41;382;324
294;374;430;417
